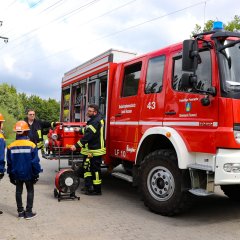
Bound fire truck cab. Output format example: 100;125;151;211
49;22;240;215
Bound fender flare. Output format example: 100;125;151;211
135;126;195;169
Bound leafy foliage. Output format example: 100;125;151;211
0;83;24;119
191;15;240;36
0;82;60;123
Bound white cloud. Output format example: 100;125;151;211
3;54;16;72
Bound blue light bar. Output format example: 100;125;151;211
212;21;224;30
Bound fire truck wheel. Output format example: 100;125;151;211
220;185;240;201
140;149;192;216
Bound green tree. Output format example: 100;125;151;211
191;15;240;36
0;83;24;119
23;95;60;121
0;83;60;123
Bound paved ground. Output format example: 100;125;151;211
1;156;240;240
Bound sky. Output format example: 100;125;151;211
0;0;239;100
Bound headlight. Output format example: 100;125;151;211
234;131;240;144
233;124;240;144
51;133;58;140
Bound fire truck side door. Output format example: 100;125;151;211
164;48;218;153
110;60;144;160
139;54;166;132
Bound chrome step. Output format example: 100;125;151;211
189;188;214;196
111;172;133;182
188;163;213;172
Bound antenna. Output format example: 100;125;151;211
203;1;206;28
0;21;8;44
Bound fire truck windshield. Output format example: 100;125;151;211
219;39;240;98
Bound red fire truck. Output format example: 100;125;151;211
45;22;240;215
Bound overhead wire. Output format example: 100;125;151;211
0;0;68;41
14;0;210;67
7;0;138;58
0;0;101;51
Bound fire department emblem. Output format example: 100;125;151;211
185;102;191;112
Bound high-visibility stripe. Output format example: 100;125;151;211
37;142;43;148
37;130;42;139
84;172;92;178
110;121;219;127
11;149;31;153
77;141;84;147
81;148;88;155
8;140;36;148
89;148;106;156
93;179;102;185
100;120;104;149
88;125;97;133
93;172;102;185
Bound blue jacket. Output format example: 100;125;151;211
0;132;6;174
7;135;42;181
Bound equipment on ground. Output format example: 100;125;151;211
54;169;80;202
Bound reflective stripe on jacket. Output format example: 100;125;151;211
7;135;42;181
75;114;106;156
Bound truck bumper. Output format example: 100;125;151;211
215;149;240;185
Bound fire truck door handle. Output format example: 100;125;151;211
165;111;176;115
115;113;122;117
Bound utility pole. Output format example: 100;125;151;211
0;21;8;43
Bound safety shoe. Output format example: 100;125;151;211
25;212;37;220
85;190;102;196
18;211;25;219
81;186;87;192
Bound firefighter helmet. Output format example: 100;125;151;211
0;113;5;122
13;121;30;133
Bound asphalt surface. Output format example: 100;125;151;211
1;156;240;240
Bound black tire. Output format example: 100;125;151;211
140;149;192;216
221;185;240;201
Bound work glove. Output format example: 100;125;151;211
32;174;39;184
9;175;16;185
0;173;4;180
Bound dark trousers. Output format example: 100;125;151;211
83;155;102;193
16;180;34;213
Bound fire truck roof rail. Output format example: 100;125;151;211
64;49;137;77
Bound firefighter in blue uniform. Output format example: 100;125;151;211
7;121;42;219
71;104;106;195
0;113;6;215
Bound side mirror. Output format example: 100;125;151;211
182;39;195;72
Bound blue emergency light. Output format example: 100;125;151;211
212;21;224;31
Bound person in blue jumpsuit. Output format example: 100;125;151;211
7;120;42;219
